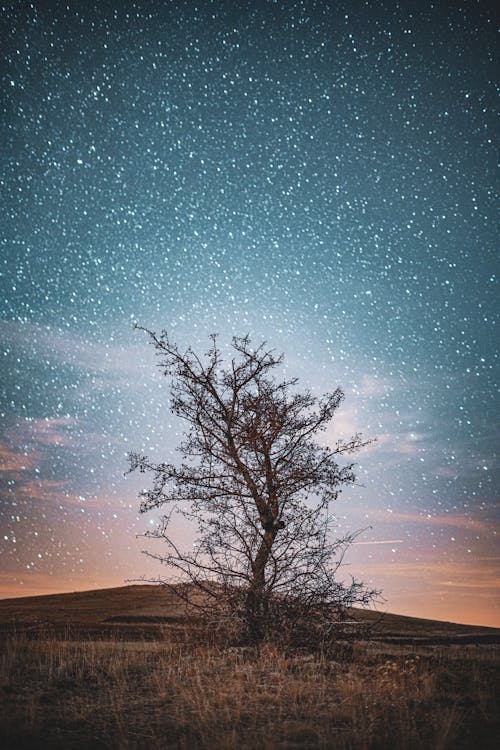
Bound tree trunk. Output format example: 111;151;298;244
245;528;276;643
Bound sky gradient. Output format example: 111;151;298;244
1;0;499;627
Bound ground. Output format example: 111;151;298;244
1;585;499;749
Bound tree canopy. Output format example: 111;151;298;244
129;329;378;644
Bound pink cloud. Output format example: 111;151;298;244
0;443;39;473
28;417;77;446
21;479;101;506
5;416;78;449
364;508;498;536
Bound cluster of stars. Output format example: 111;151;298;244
0;1;498;625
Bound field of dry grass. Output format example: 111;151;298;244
0;586;499;749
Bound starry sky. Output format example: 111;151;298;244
1;0;498;627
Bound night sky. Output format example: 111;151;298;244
1;1;498;627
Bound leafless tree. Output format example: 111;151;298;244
129;329;378;644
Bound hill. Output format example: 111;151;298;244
1;584;499;644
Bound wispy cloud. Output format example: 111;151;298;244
367;508;498;535
354;373;398;398
353;539;404;545
16;416;77;447
0;319;150;379
21;479;92;506
0;443;39;473
364;558;500;591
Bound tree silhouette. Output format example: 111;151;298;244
129;329;378;644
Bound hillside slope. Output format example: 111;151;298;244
1;584;499;641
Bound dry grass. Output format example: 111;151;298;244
0;629;498;750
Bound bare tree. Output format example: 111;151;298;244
129;329;378;644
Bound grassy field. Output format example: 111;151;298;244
0;586;499;749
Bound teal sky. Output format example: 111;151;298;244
1;0;498;626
